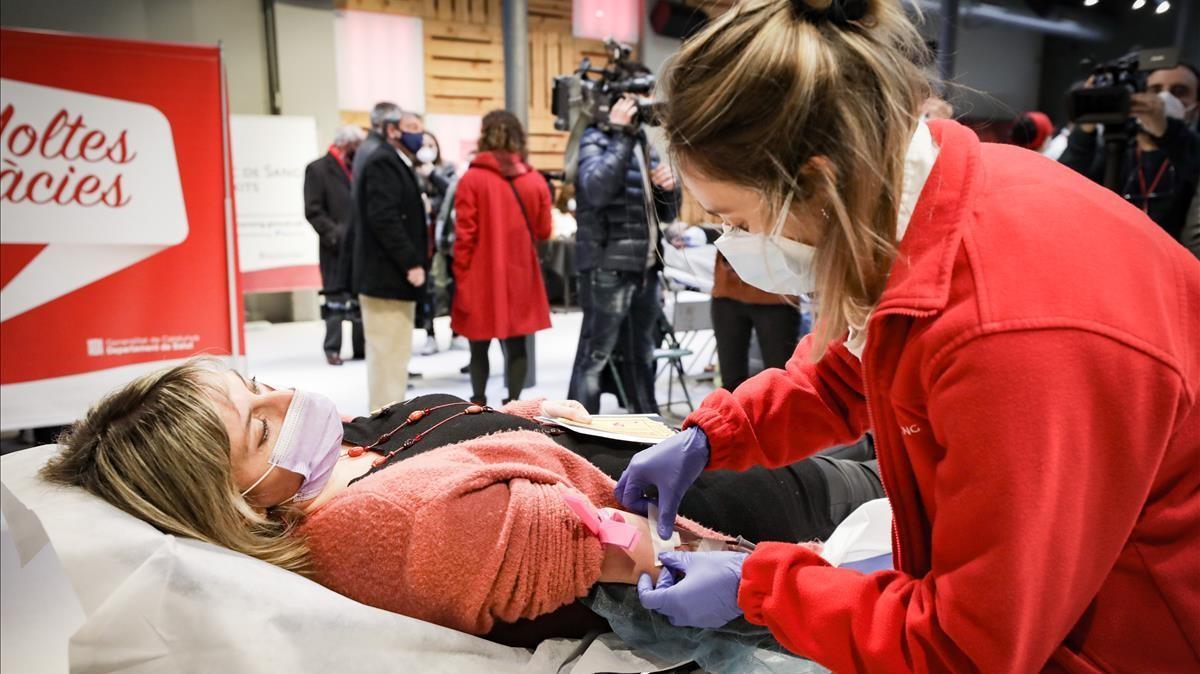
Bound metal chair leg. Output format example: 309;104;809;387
674;358;694;411
608;360;629;410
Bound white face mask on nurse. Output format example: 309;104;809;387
681;159;824;295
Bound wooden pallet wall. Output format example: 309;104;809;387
529;0;572;22
526;20;606;171
425;21;506;114
341;0;501;24
335;0;657;175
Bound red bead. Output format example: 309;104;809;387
372;455;387;468
348;446;364;458
408;410;426;423
465;405;483;415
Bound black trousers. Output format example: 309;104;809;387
568;269;660;414
323;314;365;357
558;431;882;544
711;297;802;391
319;246;364;357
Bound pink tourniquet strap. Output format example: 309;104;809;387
557;485;641;550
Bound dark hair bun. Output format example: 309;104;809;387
790;0;868;25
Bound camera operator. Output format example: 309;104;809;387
568;93;681;414
1059;63;1200;244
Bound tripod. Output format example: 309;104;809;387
1100;122;1131;193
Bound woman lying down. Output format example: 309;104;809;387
41;357;882;658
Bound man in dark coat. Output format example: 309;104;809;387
347;102;429;410
304;125;365;365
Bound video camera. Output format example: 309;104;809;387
1067;47;1178;127
1066;46;1179;191
551;38;664;182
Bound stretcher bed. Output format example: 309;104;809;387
1;446;696;673
3;445;883;673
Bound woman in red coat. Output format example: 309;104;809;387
613;0;1200;672
452;111;553;405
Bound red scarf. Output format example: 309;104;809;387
328;144;352;181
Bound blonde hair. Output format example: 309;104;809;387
661;0;931;357
39;358;311;575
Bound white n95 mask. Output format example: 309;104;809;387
1158;91;1186;121
415;146;438;164
240;389;344;503
713;200;816;294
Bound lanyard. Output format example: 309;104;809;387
1135;146;1171;213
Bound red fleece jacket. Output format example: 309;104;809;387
686;120;1200;673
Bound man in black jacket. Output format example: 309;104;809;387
1060;63;1200;244
304;125;365;366
568;95;681;414
347;102;429;410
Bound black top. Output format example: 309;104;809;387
343;394;554;485
1059;118;1200;242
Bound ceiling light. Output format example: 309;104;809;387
1083;0;1098;5
1131;0;1145;8
1154;0;1170;12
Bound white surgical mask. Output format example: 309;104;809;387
713;197;816;294
416;146;438;164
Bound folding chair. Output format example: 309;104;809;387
653;307;695;414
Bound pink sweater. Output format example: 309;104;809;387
301;401;721;635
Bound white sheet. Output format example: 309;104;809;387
819;498;894;568
0;446;690;674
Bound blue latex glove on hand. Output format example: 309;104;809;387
637;551;748;629
614;426;710;539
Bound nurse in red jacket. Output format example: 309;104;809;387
615;0;1200;672
452;110;553;405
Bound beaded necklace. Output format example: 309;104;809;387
344;402;497;468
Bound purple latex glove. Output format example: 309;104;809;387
637;550;748;629
614;426;710;539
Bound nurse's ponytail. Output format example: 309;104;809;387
660;0;932;358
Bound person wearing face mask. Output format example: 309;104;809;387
611;1;1200;672
304;125;367;366
413;131;459;356
38;356;887;651
346;103;429;410
570;82;683;415
1059;63;1200;244
678;224;807;393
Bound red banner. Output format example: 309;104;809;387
0;28;242;429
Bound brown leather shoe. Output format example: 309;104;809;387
325;352;343;366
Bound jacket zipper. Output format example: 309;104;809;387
860;306;937;575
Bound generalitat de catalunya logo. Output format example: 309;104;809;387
0;79;188;323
